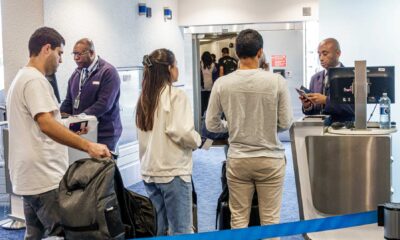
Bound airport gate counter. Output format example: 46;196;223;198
290;115;396;239
290;61;398;239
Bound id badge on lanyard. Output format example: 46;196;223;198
74;69;88;110
73;98;80;109
74;94;81;109
73;61;98;110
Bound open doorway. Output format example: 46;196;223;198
184;22;319;141
199;33;237;60
198;33;238;118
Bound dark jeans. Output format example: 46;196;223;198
201;91;211;117
23;189;63;240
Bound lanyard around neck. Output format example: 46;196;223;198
78;60;99;93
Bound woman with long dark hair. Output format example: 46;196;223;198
200;51;216;90
200;51;217;116
136;49;201;236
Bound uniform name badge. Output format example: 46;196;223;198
73;97;80;109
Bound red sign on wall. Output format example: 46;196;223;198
271;55;287;67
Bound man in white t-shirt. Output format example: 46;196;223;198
6;27;111;239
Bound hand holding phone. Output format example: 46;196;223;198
69;120;89;134
300;85;311;93
296;88;306;96
296;88;312;102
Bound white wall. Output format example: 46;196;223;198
320;0;400;201
178;0;318;26
42;0;184;185
1;0;185;185
1;0;186;106
259;30;304;126
44;0;184;99
1;0;44;92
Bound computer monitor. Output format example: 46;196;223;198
329;66;395;104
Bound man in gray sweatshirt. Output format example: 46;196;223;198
206;29;293;233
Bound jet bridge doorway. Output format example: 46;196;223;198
184;22;318;141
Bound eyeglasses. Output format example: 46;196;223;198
71;50;90;57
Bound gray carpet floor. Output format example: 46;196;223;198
0;142;303;239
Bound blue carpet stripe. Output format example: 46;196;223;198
136;210;377;240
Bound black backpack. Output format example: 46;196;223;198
221;57;238;75
59;158;156;239
114;163;157;238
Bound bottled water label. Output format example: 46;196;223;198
380;107;390;115
380;106;390;128
379;93;391;129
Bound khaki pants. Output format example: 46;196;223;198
227;157;285;237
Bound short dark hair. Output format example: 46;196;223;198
211;53;216;61
75;38;95;52
221;47;229;54
321;38;341;52
28;27;65;57
235;29;263;59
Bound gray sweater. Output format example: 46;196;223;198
206;69;293;159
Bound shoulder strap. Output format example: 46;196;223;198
114;163;137;237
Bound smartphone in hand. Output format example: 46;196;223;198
296;88;306;96
296;88;313;103
69;120;88;132
300;85;311;93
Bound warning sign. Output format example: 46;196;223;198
271;55;287;67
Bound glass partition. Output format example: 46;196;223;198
117;67;143;146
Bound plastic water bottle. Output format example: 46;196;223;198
379;93;391;129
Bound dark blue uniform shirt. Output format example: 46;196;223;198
60;57;122;150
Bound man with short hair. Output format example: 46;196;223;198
218;47;238;77
206;29;292;231
61;38;122;151
6;27;110;240
300;38;354;122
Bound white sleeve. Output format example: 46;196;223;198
23;78;58;119
165;90;201;149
